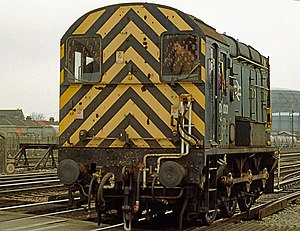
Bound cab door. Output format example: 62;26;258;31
209;44;219;144
209;44;229;146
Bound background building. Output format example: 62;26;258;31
0;109;58;157
271;89;300;147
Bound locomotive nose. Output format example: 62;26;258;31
158;161;187;187
57;159;80;185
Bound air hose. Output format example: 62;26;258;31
97;172;113;211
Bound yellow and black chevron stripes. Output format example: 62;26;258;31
60;69;64;85
61;85;179;148
59;3;206;148
60;44;64;59
97;5;166;38
59;56;206;142
59;85;104;136
73;10;105;35
62;85;130;145
62;83;176;146
86;99;175;148
201;38;206;56
60;85;82;110
102;47;160;84
201;39;206;82
60;83;205;148
60;44;65;85
109;125;150;148
97;6;131;38
102;21;160;62
158;7;193;31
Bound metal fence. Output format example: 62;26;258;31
0;125;58;173
0;137;5;173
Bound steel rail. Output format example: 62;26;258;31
0;172;57;179
0;197;79;211
0;179;60;188
0;208;84;223
0;176;59;184
276;149;300;189
0;184;64;194
275;175;300;188
88;210;173;231
196;190;300;230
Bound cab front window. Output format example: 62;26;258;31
66;36;100;83
162;34;199;82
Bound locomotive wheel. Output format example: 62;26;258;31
220;197;237;218
200;206;218;225
238;194;253;212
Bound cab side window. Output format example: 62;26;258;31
66;36;101;83
162;34;199;82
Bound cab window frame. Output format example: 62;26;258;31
161;33;200;83
65;35;101;84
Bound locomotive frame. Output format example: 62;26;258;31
57;3;277;230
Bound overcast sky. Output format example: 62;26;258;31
1;0;300;120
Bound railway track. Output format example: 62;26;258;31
0;171;66;207
2;190;300;230
195;190;300;231
0;171;57;179
0;172;59;186
0;172;61;193
1;148;300;230
0;206;98;231
274;148;300;189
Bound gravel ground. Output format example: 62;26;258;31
258;200;300;227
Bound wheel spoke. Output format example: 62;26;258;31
238;194;253;211
220;197;237;218
200;206;218;225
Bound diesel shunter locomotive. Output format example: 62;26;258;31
57;3;277;230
